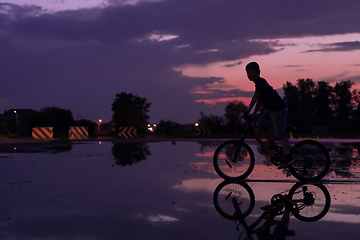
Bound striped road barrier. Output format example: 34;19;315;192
195;125;211;136
69;126;89;140
312;125;329;137
118;127;137;138
32;127;53;140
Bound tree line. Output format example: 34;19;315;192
1;93;151;139
197;79;360;137
4;107;96;139
118;79;360;137
4;78;360;139
284;79;360;136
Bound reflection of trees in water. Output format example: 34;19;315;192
200;140;360;178
198;141;223;152
255;142;360;178
330;160;355;178
45;144;73;154
329;143;360;178
112;143;151;166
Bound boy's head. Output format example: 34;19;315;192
245;62;260;74
245;62;260;82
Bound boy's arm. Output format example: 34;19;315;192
253;98;262;114
244;92;260;115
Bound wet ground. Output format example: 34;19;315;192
1;139;360;240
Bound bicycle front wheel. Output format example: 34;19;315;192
213;181;255;220
289;140;331;181
213;140;255;180
288;183;331;222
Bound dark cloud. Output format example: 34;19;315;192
319;72;360;86
0;3;44;18
223;61;242;68
304;41;360;52
191;88;253;100
1;0;360;123
282;65;303;68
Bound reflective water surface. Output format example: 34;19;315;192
1;140;360;239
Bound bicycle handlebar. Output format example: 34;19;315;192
243;114;254;121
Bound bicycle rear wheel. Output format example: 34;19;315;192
213;140;255;180
213;181;255;220
289;140;330;181
288;183;331;222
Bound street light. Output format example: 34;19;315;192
98;119;102;134
14;110;18;134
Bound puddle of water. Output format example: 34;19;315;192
0;140;359;239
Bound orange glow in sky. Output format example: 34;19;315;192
176;33;360;105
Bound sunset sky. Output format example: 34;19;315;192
1;0;360;124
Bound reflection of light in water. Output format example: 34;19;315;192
190;162;214;174
148;215;178;222
173;178;222;193
325;213;360;223
135;213;178;223
350;148;358;158
195;151;214;157
98;141;102;145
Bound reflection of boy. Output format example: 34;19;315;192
255;204;295;240
243;62;295;168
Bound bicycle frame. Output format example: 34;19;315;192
214;181;331;236
214;114;331;181
236;115;276;158
231;197;254;239
232;194;294;240
232;195;273;240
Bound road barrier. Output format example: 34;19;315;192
312;125;329;137
195;125;211;136
69;126;89;140
32;127;53;140
119;127;137;138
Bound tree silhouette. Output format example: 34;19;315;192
111;92;151;132
224;100;247;131
111;143;151;166
283;79;316;133
283;79;360;135
198;111;224;133
313;81;334;125
36;107;74;139
333;80;355;125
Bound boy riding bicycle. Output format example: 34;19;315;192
243;62;295;169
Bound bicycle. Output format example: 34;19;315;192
213;114;331;181
213;181;331;240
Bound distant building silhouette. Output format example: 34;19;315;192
0;109;37;134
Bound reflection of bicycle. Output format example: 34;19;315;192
213;181;331;239
213;115;331;181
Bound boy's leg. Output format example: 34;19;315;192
255;111;278;153
255;110;273;142
281;138;290;155
269;108;296;168
269;108;288;154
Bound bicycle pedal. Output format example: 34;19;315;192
260;205;271;211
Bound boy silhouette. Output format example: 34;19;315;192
243;62;295;168
255;203;295;240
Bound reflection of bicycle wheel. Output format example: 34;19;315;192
213;181;255;220
290;140;331;181
288;183;331;222
213;140;255;180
